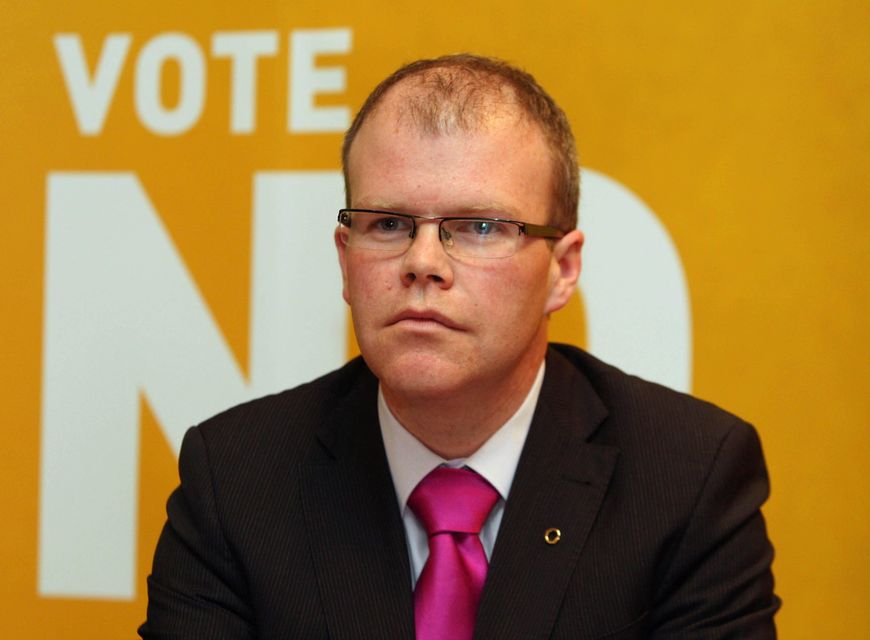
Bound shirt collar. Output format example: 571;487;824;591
379;363;545;512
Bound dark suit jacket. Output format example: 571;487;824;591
140;344;779;639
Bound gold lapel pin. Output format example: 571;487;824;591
544;528;561;545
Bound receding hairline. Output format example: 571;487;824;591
346;80;542;160
347;65;541;152
390;70;531;132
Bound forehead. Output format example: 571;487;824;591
347;86;554;219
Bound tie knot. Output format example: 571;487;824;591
408;467;500;536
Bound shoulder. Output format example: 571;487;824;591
181;356;376;469
544;345;778;633
546;343;763;481
549;342;751;435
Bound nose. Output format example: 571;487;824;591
400;220;454;288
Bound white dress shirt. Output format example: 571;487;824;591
378;363;545;588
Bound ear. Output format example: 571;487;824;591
334;226;351;304
544;229;583;314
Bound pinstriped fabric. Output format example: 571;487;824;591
475;348;777;639
141;345;778;639
141;359;414;639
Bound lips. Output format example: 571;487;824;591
389;309;463;330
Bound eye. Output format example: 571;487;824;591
452;219;509;237
378;217;400;231
471;221;497;235
365;214;412;234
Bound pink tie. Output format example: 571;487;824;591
408;467;500;640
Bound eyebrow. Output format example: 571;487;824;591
353;202;524;218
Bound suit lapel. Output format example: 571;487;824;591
299;368;415;640
475;348;619;640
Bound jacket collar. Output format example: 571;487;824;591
301;347;617;639
300;362;415;639
475;346;619;639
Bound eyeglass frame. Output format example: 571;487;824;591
336;208;567;258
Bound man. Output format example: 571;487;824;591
141;54;779;639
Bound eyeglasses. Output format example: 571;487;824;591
337;208;565;259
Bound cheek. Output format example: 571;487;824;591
468;261;549;325
345;257;395;307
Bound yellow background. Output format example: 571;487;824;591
2;1;868;636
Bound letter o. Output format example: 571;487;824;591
134;33;205;135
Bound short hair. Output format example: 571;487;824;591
342;54;579;231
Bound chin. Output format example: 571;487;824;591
365;348;476;399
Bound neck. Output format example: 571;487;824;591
382;344;546;459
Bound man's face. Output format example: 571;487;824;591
337;95;580;402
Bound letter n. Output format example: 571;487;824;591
38;172;345;599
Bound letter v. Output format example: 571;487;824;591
54;33;131;135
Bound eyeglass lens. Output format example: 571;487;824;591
341;211;522;258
